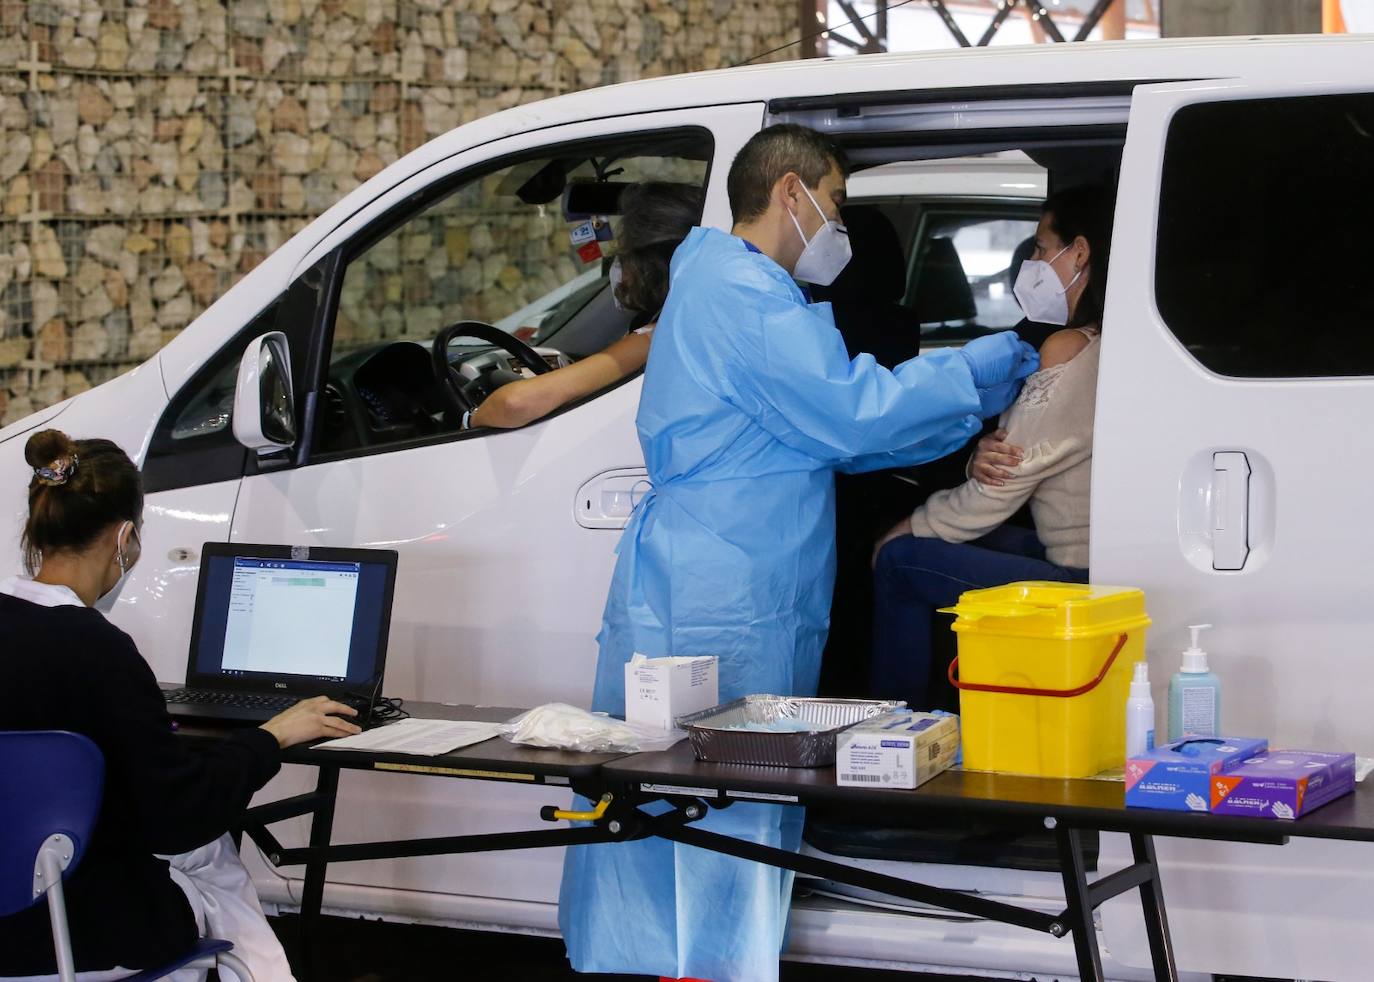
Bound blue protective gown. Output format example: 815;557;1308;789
559;227;988;981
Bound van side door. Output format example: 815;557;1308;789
1093;65;1374;981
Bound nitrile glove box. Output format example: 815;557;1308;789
836;712;959;790
1211;750;1357;820
624;653;718;731
1125;737;1269;812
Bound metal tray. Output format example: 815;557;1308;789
676;695;907;768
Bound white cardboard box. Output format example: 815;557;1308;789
836;712;959;790
624;653;719;731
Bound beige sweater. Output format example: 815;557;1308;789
908;331;1099;569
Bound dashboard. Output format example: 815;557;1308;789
315;340;566;454
502;352;563;374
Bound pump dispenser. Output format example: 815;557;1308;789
1167;624;1221;741
1125;661;1155;757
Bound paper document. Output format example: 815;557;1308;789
315;718;504;755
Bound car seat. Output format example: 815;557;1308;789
811;204;922;370
911;235;978;326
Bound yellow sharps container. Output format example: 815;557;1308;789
942;582;1151;779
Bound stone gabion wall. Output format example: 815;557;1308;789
0;0;798;424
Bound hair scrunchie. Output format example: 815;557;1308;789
34;455;78;486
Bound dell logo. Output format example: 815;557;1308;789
274;682;287;689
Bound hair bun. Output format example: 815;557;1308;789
24;429;77;470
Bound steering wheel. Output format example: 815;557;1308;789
430;320;555;416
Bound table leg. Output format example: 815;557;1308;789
298;765;339;982
1056;826;1105;982
1130;833;1179;982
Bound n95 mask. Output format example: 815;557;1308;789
790;183;851;286
1012;243;1082;326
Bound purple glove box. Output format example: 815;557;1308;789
1211;750;1356;820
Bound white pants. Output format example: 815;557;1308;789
10;835;294;982
160;834;296;982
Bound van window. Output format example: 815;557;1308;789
142;259;326;493
908;212;1040;333
1155;93;1374;378
311;130;712;459
845;154;1046;346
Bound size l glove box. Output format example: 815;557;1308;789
837;712;959;789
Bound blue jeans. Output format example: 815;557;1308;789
870;526;1088;708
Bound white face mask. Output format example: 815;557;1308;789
1013;243;1083;325
94;521;139;614
789;182;851;286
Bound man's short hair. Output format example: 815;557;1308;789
727;124;849;224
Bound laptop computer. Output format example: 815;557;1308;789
163;542;399;724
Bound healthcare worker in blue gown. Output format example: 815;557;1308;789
559;124;1038;982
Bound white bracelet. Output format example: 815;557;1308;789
461;410;471;430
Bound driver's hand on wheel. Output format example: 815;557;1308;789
259;696;361;749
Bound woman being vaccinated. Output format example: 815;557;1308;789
0;430;360;981
870;185;1115;708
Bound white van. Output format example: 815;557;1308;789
3;35;1371;981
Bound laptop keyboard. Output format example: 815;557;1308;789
163;688;300;712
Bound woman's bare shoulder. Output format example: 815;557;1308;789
1038;329;1093;370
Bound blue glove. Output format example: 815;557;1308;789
958;332;1039;389
976;378;1024;419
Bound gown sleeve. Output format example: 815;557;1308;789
711;266;984;467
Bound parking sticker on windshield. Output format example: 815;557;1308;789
569;220;597;246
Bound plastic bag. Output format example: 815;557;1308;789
500;702;684;754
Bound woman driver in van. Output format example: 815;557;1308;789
466;181;704;429
0;430;358;980
868;185;1115;708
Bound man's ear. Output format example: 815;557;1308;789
775;171;803;215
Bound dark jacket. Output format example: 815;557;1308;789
0;593;280;974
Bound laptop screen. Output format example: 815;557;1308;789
187;544;398;692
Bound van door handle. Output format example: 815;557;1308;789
1212;451;1251;571
575;468;651;529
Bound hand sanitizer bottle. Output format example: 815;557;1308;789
1167;624;1221;741
1125;661;1155;758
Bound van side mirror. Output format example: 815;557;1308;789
232;332;297;453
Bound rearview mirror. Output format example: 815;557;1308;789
232;332;296;453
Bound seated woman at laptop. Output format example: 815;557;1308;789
0;429;359;981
